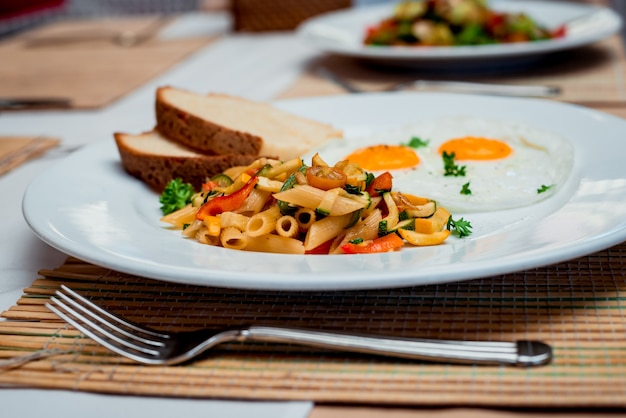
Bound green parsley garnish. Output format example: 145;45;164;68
447;216;473;238
442;151;467;177
159;178;194;215
537;184;554;194
460;182;472;195
404;136;430;148
349;237;364;244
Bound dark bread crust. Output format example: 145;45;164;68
155;88;263;156
114;134;258;192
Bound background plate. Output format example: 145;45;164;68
296;0;622;69
23;92;626;290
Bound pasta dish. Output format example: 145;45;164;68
160;154;470;255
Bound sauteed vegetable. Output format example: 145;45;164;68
364;0;563;47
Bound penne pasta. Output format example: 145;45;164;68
220;227;248;250
304;213;353;251
197;227;220;246
246;206;281;237
273;185;365;216
160;204;197;229
330;209;382;254
237;188;272;214
182;219;203;238
220;212;250;231
275;215;299;238
381;192;399;230
245;234;305;254
294;208;316;231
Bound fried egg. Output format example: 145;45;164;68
322;116;574;213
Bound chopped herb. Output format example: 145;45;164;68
442;151;467;177
378;220;389;236
404;136;430;148
447;216;473;238
344;184;362;195
159;178;194;215
364;172;375;188
460;182;472;195
349;237;364;244
537;184;554;194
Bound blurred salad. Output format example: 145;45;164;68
364;0;565;47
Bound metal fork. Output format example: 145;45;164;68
46;285;552;367
315;67;561;98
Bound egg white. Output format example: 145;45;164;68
315;116;574;213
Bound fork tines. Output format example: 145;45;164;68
46;285;168;362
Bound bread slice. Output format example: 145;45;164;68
114;131;259;192
155;86;343;161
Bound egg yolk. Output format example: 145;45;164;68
345;144;420;170
438;136;512;160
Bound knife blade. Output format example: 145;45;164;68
0;98;73;110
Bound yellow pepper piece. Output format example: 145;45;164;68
398;229;450;246
203;215;221;237
413;207;450;234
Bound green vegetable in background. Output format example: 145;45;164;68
159;178;194;215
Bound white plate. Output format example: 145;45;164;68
296;0;622;68
23;93;626;290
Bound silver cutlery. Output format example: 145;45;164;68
0;97;72;110
46;285;552;367
316;67;561;97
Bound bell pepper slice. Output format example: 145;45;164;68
305;239;334;255
340;233;404;254
366;171;393;197
196;176;258;220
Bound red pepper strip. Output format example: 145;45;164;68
341;233;404;254
305;239;334;255
552;24;566;38
366;171;393;197
196;176;258;220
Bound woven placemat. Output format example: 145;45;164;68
0;136;60;175
1;242;626;407
0;16;213;109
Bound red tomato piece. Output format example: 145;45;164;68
366;171;393;197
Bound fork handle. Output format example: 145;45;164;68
241;326;551;367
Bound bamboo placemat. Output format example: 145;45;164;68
0;16;213;109
1;242;626;407
0;136;60;175
278;35;626;110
